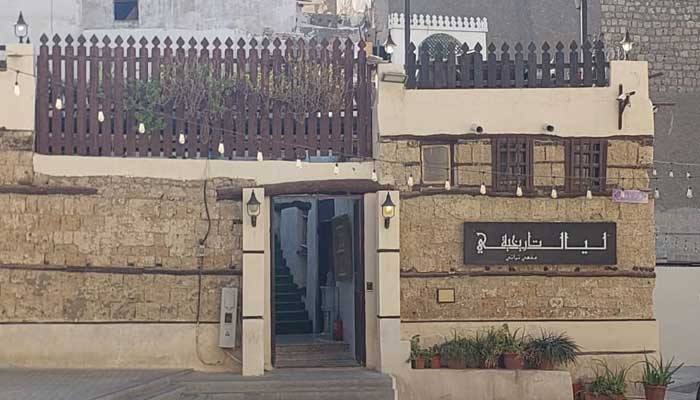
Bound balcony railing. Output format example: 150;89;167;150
35;35;373;160
405;40;609;89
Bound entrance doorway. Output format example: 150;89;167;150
271;195;366;368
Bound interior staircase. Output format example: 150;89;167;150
274;241;313;335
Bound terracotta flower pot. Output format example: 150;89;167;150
447;358;467;369
414;358;426;369
644;385;667;400
502;353;524;370
538;359;556;370
572;383;583;400
584;393;626;400
430;355;442;369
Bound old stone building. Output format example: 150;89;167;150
0;23;657;399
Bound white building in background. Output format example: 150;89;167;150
0;0;297;45
387;13;488;67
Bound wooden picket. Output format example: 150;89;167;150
36;34;374;160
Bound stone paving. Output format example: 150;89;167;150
668;367;700;400
0;369;183;400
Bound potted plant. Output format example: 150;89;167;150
585;360;634;400
439;337;468;369
524;330;581;370
429;344;442;369
473;329;500;369
641;354;683;400
409;335;429;369
497;324;526;370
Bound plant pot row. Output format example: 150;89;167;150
414;353;547;370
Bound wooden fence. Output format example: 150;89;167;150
36;34;373;159
406;40;609;89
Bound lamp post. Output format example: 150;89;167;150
14;11;28;44
404;0;411;69
574;0;588;44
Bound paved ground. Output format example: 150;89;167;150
0;369;185;400
668;366;700;400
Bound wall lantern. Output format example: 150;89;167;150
381;193;396;229
383;31;397;55
620;30;633;60
247;191;261;227
14;12;28;44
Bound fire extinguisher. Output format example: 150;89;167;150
333;316;343;341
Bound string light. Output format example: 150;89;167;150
550;187;558;199
669;169;674;178
687;187;694;199
55;97;63;110
652;168;657;176
13;72;20;97
178;132;186;144
444;180;451;191
97;110;105;123
586;188;593;200
138;122;146;134
516;184;523;197
407;174;414;188
480;182;487;195
257;151;264;162
333;163;339;175
218;142;225;155
654;188;660;199
371;169;378;182
687;172;692;179
296;159;302;169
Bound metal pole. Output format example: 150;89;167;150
581;0;588;43
404;0;411;69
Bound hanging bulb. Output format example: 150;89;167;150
371;169;378;182
178;132;186;144
479;182;487;195
257;151;264;162
407;174;414;188
687;187;694;199
296;159;302;169
586;188;593;200
687;172;692;179
516;185;523;197
444;180;451;191
218;142;225;155
55;97;63;110
97;110;105;123
654;188;660;199
138;122;146;134
13;81;20;97
669;170;674;178
333;163;340;175
652;169;657;176
550;187;558;199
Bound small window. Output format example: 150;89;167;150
565;139;607;193
114;0;139;21
421;145;451;184
492;137;534;192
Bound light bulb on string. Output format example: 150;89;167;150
687;172;692;179
652;168;657;177
444;180;451;191
178;132;186;144
516;184;523;198
55;97;63;110
586;188;593;200
550;187;558;199
97;110;105;123
296;159;302;169
654;188;660;199
479;182;487;195
371;169;378;182
13;73;20;97
333;163;340;175
218;142;225;155
669;169;674;178
138;122;146;134
407;174;414;188
257;151;264;162
687;187;694;199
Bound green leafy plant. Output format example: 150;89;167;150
496;324;526;355
123;78;167;134
524;330;580;368
641;354;684;386
408;335;431;361
473;328;501;368
588;360;635;397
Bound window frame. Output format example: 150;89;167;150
114;0;139;22
565;138;608;194
420;144;452;185
491;136;534;193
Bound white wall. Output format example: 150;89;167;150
654;266;700;365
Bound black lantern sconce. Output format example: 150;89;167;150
14;12;28;44
246;191;261;227
381;193;396;229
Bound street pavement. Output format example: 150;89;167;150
668;366;700;400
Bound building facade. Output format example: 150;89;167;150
0;28;657;399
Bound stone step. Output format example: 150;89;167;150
275;320;313;335
275;285;304;295
275;292;302;303
201;390;395;400
177;374;392;394
275;310;309;322
275;342;350;355
135;385;184;400
275;302;306;312
274;356;360;369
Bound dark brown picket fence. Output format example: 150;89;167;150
35;34;373;159
405;40;609;89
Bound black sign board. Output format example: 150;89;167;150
463;222;617;265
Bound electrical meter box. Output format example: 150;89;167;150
219;287;238;348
